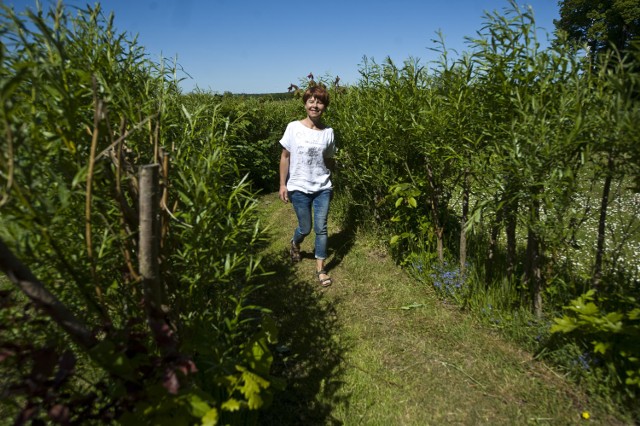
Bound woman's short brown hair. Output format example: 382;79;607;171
302;85;330;107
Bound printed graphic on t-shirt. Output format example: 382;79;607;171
294;131;326;173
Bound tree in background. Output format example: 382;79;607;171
555;0;640;56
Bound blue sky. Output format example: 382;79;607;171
6;0;560;94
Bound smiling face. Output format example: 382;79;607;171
302;85;330;122
305;96;326;119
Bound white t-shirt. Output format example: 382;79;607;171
280;120;336;194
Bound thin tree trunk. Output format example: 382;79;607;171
139;164;179;358
0;240;96;349
592;154;614;289
524;197;543;317
425;162;444;263
486;195;503;285
139;164;164;315
459;170;469;275
505;198;517;283
86;79;103;297
435;228;444;263
161;149;171;244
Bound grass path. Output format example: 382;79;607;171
255;192;625;425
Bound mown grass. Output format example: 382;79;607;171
254;192;631;425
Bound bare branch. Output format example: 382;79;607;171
0;239;97;349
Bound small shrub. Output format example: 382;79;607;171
549;289;640;415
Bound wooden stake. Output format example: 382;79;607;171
139;164;163;315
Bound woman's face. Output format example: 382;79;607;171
305;96;326;119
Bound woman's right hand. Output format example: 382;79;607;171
279;149;290;203
279;185;289;203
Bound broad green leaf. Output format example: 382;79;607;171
568;302;599;316
221;398;242;412
201;408;219;426
593;341;611;355
550;316;577;333
188;395;211;417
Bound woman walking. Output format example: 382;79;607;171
278;85;336;287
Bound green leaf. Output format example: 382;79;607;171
550;316;577;334
221;398;242;412
188;395;212;417
201;408;219;426
239;368;269;410
603;312;625;332
0;67;29;103
261;316;279;345
397;303;425;310
574;302;599;316
56;181;71;208
72;164;90;187
593;341;611;355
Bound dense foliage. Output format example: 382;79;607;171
328;1;640;416
0;3;286;424
179;92;301;193
555;0;640;55
1;0;639;423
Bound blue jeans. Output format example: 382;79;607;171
289;189;332;260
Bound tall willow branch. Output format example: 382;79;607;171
86;76;102;298
0;239;97;350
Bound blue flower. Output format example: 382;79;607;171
577;353;591;371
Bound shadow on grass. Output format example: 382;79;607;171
296;206;357;273
255;251;349;425
297;227;356;273
291;226;356;277
324;226;356;273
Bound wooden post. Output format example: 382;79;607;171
139;164;163;316
139;164;179;358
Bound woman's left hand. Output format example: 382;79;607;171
279;185;289;203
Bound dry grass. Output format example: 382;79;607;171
255;192;629;425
